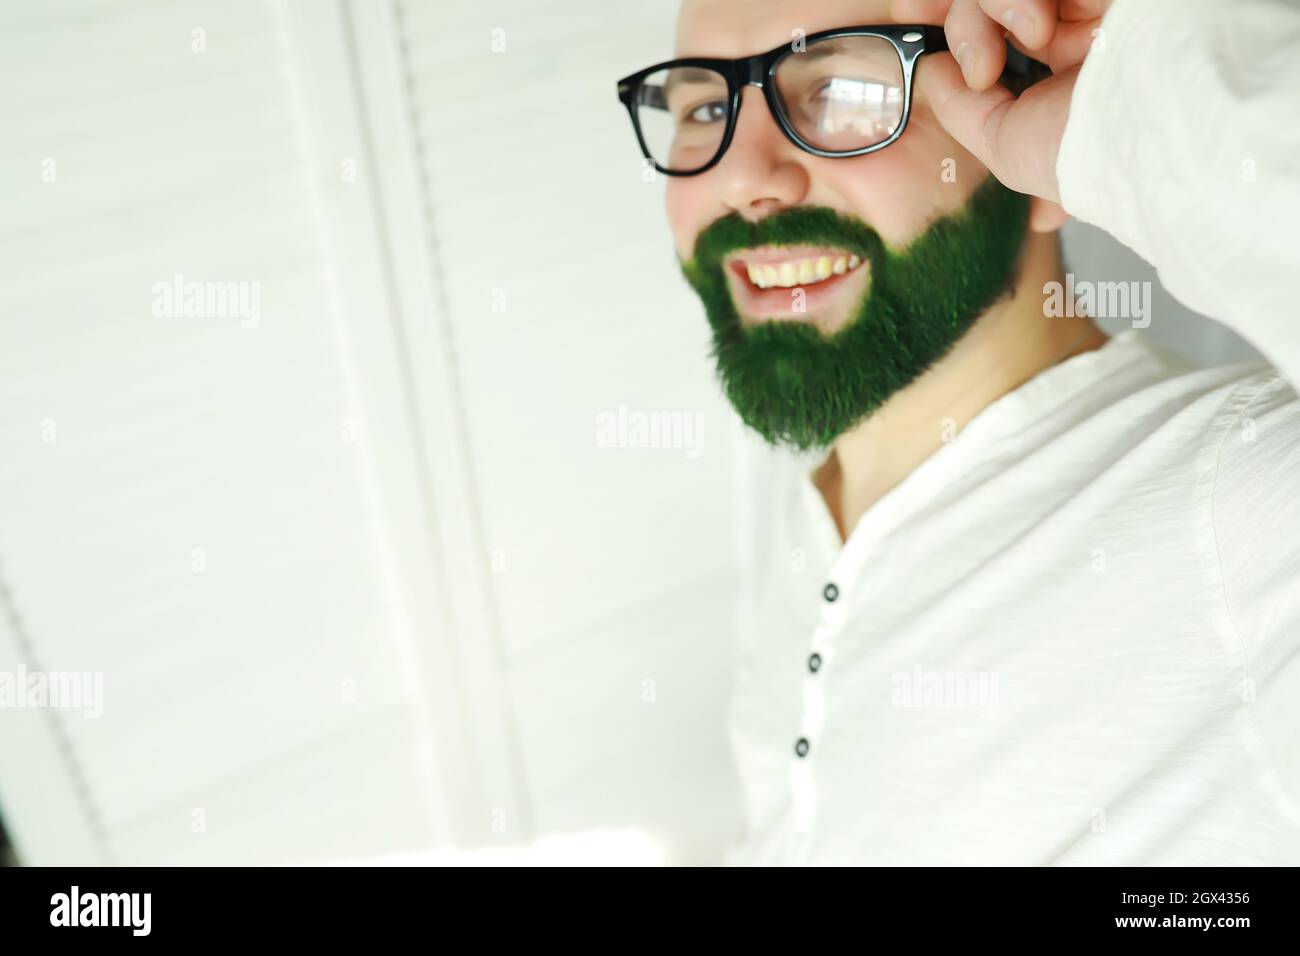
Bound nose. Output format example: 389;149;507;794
713;87;809;222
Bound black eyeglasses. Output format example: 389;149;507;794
616;24;950;176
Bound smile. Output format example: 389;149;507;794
723;246;871;323
740;252;862;289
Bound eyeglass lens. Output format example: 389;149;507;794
632;35;906;173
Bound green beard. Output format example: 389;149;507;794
679;175;1030;452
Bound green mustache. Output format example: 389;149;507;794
678;175;1030;451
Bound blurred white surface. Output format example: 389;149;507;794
1061;220;1262;367
0;0;739;866
0;0;1259;867
332;828;667;867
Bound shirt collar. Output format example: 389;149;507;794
795;329;1185;558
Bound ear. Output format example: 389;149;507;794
1029;196;1069;233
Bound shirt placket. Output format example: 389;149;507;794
789;577;848;838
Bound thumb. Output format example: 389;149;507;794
916;54;1076;203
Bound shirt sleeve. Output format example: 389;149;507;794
1210;370;1300;821
1056;0;1300;390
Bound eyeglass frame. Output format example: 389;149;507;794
616;24;952;176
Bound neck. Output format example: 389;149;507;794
813;230;1108;542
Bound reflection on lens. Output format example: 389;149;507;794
634;66;729;172
774;36;905;152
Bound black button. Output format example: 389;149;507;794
794;737;810;758
823;583;839;602
808;653;822;673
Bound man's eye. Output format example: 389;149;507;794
681;101;728;125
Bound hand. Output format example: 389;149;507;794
892;0;1113;227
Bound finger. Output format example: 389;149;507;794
1005;30;1036;60
977;0;1060;51
1060;0;1103;20
917;49;1015;173
890;0;954;23
1005;16;1098;75
916;55;1075;200
945;0;1008;90
1042;18;1101;71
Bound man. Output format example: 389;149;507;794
617;0;1300;864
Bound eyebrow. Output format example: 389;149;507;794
661;66;724;103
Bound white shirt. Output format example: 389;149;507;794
723;0;1300;865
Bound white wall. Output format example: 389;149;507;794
0;0;1259;867
1062;221;1261;366
0;0;743;866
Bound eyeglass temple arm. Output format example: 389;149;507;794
638;85;667;110
923;25;950;53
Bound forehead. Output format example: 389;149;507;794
675;0;898;57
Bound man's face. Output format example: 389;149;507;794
668;0;1033;450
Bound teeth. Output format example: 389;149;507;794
741;253;864;289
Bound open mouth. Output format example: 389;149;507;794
724;246;871;323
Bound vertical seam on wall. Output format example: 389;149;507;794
383;0;535;836
274;0;450;839
0;558;113;863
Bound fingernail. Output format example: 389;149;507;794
954;41;976;82
1001;8;1031;38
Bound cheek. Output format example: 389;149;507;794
665;178;711;260
813;115;986;246
661;112;988;258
